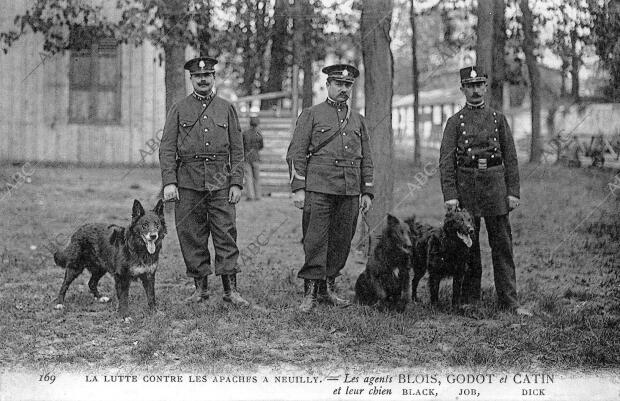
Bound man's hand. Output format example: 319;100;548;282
444;199;459;211
163;184;179;202
292;189;305;209
229;185;242;204
360;194;372;214
508;195;520;211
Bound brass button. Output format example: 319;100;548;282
204;128;208;132
462;131;466;135
491;154;495;158
206;142;210;146
203;116;207;119
459;115;464;119
342;133;346;136
460;122;465;127
203;104;206;107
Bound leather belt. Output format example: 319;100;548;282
307;156;361;167
458;157;502;169
178;154;229;163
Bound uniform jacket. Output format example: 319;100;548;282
242;127;264;163
159;93;244;192
286;99;374;197
439;103;520;217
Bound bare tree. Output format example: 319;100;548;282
361;0;394;232
410;0;421;167
519;0;542;163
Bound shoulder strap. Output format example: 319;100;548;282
306;107;351;159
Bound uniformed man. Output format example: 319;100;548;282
286;64;374;312
439;66;528;314
242;116;264;201
159;56;249;307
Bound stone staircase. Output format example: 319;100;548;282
238;115;294;196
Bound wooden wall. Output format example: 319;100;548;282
0;1;166;166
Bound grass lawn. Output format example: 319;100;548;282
0;160;619;374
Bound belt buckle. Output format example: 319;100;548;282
478;158;487;170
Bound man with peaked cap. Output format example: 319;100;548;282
159;56;249;307
286;64;374;312
439;66;530;315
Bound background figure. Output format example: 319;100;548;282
242;116;264;201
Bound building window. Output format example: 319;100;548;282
68;38;121;124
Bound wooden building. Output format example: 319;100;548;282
0;1;166;166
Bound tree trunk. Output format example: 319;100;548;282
300;0;314;109
262;0;289;110
164;43;187;114
491;0;505;110
302;56;313;109
410;0;421;167
570;29;580;101
520;0;542;163
361;0;394;235
475;0;494;81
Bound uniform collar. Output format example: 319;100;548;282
192;90;215;102
326;97;347;109
466;100;486;110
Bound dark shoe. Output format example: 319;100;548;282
317;277;350;307
185;277;209;303
221;274;250;307
299;279;317;312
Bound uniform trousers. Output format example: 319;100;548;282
175;187;239;278
244;161;261;200
465;213;518;308
299;191;359;280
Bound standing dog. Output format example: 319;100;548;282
354;214;412;312
53;199;166;319
406;209;474;307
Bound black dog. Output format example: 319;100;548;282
53;199;166;319
406;208;474;306
354;214;412;312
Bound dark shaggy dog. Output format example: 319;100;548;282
406;208;474;306
53;199;166;319
354;214;412;312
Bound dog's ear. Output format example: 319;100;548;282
387;214;400;226
132;199;145;220
153;199;164;217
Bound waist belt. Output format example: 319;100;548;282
178;154;229;163
307;156;361;167
458;156;502;169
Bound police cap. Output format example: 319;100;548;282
322;64;360;83
460;66;487;84
184;56;218;75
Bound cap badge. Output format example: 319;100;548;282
470;69;477;78
341;69;349;77
199;60;206;68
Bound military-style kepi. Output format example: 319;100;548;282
184;56;218;75
322;64;360;83
460;66;487;84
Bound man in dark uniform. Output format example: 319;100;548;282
159;56;249;307
242;116;264;201
439;66;529;315
286;64;374;312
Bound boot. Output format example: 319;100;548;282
185;277;209;303
319;277;350;307
299;279;318;312
221;274;250;307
